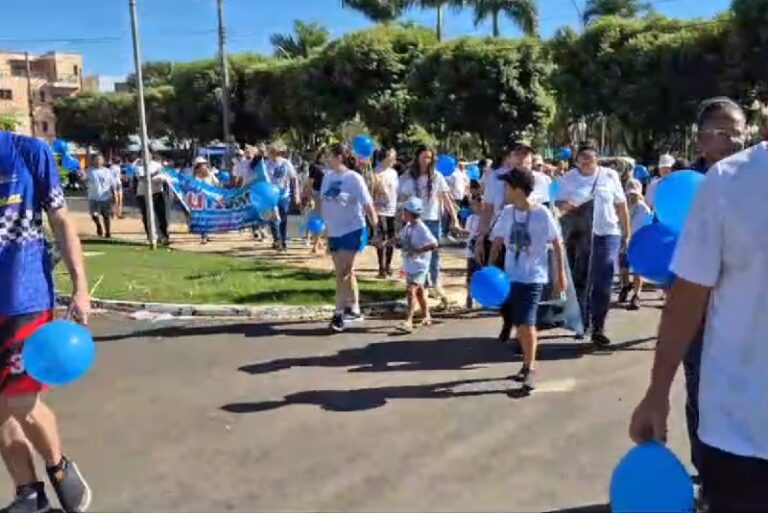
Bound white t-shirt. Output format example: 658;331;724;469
109;165;122;191
557;167;626;236
629;201;652;235
86;167;117;202
531;170;552;204
266;157;296;199
645;177;661;209
136;160;165;197
320;170;373;238
491;204;560;284
464;213;481;258
233;159;254;185
448;170;469;201
670;142;768;460
373;167;399;217
398;173;450;221
398;220;438;275
483;167;509;215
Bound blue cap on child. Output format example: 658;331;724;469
403;197;424;215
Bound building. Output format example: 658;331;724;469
0;51;84;140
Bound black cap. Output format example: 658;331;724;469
510;139;534;152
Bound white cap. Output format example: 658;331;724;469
193;156;208;166
658;154;675;169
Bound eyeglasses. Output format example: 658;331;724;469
698;128;736;138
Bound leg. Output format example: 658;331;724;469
405;284;417;325
278;201;289;249
348;253;360;313
3;395;62;469
375;219;386;275
101;203;112;238
115;189;124;218
424;220;441;289
331;253;346;312
89;202;103;237
517;324;538;369
153;193;169;241
684;330;704;478
415;284;430;324
589;235;621;339
0;416;37;486
384;217;396;274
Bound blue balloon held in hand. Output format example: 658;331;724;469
610;442;693;513
218;171;231;185
352;134;375;159
306;214;325;235
560;147;573;161
22;320;96;386
654;170;705;233
466;164;481;181
470;266;511;308
251;182;278;211
52;139;69;155
436;155;457;177
627;223;677;285
634;164;650;183
62;155;80;172
458;207;472;223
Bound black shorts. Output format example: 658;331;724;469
377;216;396;240
0;311;53;395
701;443;768;512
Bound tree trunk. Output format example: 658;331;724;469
492;10;500;37
436;3;443;41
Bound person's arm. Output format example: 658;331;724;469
552;237;567;295
364;202;378;229
488;237;504;265
441;190;458;227
48;207;90;322
613;173;631;247
630;171;722;443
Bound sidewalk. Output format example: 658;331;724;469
68;199;471;307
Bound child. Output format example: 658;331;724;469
453;194;483;309
488;168;567;393
396;197;438;333
619;178;653;310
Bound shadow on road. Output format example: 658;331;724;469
221;377;516;413
544;505;609;513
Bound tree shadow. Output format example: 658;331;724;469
221;377;516;413
544;505;609;513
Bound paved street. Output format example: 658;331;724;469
0;304;692;512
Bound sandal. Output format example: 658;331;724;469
420;317;433;328
397;320;414;333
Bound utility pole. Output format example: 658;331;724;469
216;0;233;165
24;52;36;137
129;0;157;249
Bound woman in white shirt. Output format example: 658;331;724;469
373;148;399;278
321;144;378;333
556;143;630;347
398;145;458;301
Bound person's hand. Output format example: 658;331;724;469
629;388;670;444
553;272;567;296
622;235;630;251
67;288;91;326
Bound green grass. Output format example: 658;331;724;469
55;241;402;306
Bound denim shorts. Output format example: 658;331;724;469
503;282;545;326
328;228;368;253
406;271;428;286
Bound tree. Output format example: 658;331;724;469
125;61;174;90
410;37;555;151
582;0;649;25
54;93;136;155
0;114;20;132
341;0;458;41
270;20;330;59
467;0;538;37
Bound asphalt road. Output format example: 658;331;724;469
0;302;693;512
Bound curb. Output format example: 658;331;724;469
56;294;416;320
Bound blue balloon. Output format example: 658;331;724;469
218;171;231;185
62;155;80;172
470;266;511;308
634;164;650;183
352;134;375;159
52;139;69;155
436;155;457;177
306;214;326;235
610;442;693;513
628;223;678;285
466;164;481;181
560;147;573;161
251;181;278;211
22;320;96;386
550;179;561;200
458;207;472;223
654;170;705;233
125;165;136;177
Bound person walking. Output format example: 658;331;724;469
85;155;117;239
618;178;652;310
321;144;378;332
265;142;299;252
109;158;124;219
646;153;675;209
135;153;169;246
0;130;92;513
556;142;630;347
373;148;399;278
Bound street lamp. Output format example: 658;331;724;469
128;0;157;249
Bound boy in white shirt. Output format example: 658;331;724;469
489;168;567;393
395;197;438;333
618;178;652;310
86;155;118;238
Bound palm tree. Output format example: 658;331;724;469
467;0;538;37
340;0;455;41
582;0;649;25
269;20;330;59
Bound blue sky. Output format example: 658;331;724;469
1;0;731;80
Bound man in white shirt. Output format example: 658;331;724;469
530;154;553;207
556;142;630;346
630;142;768;511
233;145;257;188
86;155;117;238
266;142;299;251
135;153;169;245
645;153;675;209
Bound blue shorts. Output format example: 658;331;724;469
406;271;428;286
328;228;368;253
502;282;545;327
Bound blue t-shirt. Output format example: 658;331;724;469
0;132;66;316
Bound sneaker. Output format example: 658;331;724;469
343;308;364;323
618;284;632;304
511;364;530;383
627;295;640;311
522;369;537;392
4;482;50;513
465;297;474;309
592;331;612;348
386;268;394;278
330;313;345;333
47;455;91;513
